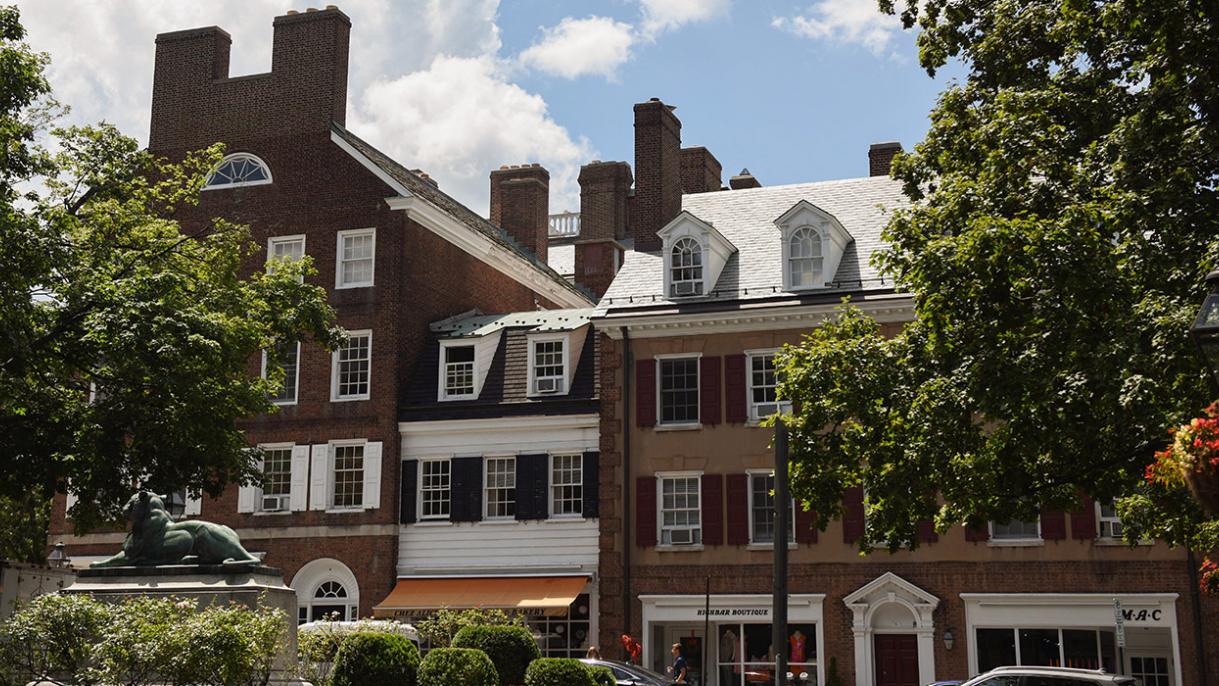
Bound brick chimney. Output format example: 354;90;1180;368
150;7;351;153
869;142;902;176
729;168;761;190
630;98;682;252
490;164;550;263
575;160;632;298
680;147;722;194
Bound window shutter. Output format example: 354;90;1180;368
238;460;258;515
362;442;382;510
64;492;78;520
725;474;749;545
450;457;483;522
516;454;548;521
964;522;990;542
724;354;747;424
290;444;310;512
1070;496;1097;539
916;520;938;544
701;474;723;545
184;493;202;517
401;460;418;524
309;444;329;510
842;487;865;544
636;359;657;428
1040;509;1066;540
700;356;722;426
794;504;818;544
582;452;599;518
636;476;657;547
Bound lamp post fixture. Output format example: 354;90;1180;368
163;490;187;519
1189;270;1219;391
47;541;70;569
773;421;790;686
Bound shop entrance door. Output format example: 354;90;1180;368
874;634;918;686
663;625;705;686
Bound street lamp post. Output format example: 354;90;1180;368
162;490;187;519
1189;270;1219;391
773;422;789;686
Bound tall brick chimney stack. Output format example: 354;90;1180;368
575;160;632;298
631;98;682;252
680;146;722;194
869;142;903;176
490;164;550;263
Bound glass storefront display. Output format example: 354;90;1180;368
716;623;817;686
529;593;592;658
976;627;1116;672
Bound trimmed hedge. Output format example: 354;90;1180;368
524;658;597;686
330;632;420;686
589;665;616;686
417;647;498;686
451;624;540;685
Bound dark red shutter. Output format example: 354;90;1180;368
965;522;990;542
700;356;722;425
795;503;818;544
636;476;657;547
701;474;723;545
725;474;749;545
636;359;656;428
916;520;939;544
724;354;747;424
1041;509;1067;540
842;487;865;544
1070;496;1097;539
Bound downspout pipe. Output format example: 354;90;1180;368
1188;548;1209;686
622;327;633;656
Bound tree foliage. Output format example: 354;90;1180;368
329;632;419;686
780;0;1219;553
415;607;526;649
451;624;540;686
416;648;497;686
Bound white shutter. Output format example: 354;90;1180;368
290;444;310;512
237;483;257;513
310;444;330;511
64;491;78;520
362;441;382;509
184;493;202;516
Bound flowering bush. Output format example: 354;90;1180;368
1201;558;1219;594
1146;403;1219;512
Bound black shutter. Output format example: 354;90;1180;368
516;454;548;520
400;460;418;524
582;452;599;518
450;457;483;522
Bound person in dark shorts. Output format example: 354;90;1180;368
668;643;689;683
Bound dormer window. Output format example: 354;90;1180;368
443;345;476;399
788;227;823;288
670;237;704;297
204;153;272;190
775;200;853;291
530;337;566;394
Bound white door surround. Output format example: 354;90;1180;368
844;572;939;686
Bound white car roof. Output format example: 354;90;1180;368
967;666;1134;683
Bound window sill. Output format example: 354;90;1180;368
334;283;374;290
330;395;370;403
414;519;452;527
1094;537;1152;547
987;538;1044;547
543;516;588;523
746;542;797;551
324;507;366;514
271;400;298;407
439;395;477;402
481;518;521;525
253;510;293;517
656;544;705;552
655;423;702;432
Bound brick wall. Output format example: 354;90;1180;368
680;146;723;194
490;164;550;263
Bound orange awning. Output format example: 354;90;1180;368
373;576;589;619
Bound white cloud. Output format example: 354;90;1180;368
772;0;905;58
518;16;634;80
639;0;730;39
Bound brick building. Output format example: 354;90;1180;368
587;99;1219;686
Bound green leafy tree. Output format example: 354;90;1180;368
0;7;343;561
0;593;111;686
780;0;1219;557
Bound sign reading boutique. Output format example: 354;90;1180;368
697;608;771;618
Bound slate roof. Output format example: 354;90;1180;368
598;175;908;310
431;308;593;338
331;122;589;303
547;244;575;277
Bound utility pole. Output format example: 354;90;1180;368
773;421;789;686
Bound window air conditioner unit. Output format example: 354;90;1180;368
669;528;693;545
673;281;699;297
262;495;287;512
535;377;563;394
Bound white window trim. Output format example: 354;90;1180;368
548;453;585;519
266;234;306;283
262;341;301;406
666;236;706;299
335;228;376;289
656;470;703;550
484;454;517;520
781;224;826;291
988;518;1044;547
655;352;702;428
527;334;570;397
203;152;273;191
746;469;796;547
256;442;295;514
1094;500;1150;546
331;330;372;402
327;439;367;512
745;348;792;424
438;340;479;401
418;456;453;521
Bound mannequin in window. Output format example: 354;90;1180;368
719;628;737;686
789;630;806;665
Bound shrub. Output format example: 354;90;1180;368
588;665;616;686
331;632;420;686
524;658;597;686
417;647;497;686
416;607;526;649
451;624;540;685
298;619;417;686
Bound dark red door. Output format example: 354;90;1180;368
874;634;919;686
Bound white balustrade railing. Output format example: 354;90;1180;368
548;212;580;237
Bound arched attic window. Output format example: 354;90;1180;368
204;153;272;190
788;227;823;289
670;237;704;297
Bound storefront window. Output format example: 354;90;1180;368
976;628;1017;672
529;594;591;658
977;627;1116;673
715;623;816;686
1019;629;1060;666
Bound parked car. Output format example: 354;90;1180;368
928;681;964;686
959;666;1137;685
581;658;680;686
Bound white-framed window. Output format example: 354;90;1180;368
1097;500;1125;540
440;343;477;400
658;355;700;425
331;330;371;401
262;341;300;405
336;228;376;289
669;237;704;297
990;518;1041;541
530;337;567;395
659;473;701;546
748;471;794;545
550;454;583;517
485;456;516;519
329;442;365;510
974;626;1118;674
204;152;272;190
747;350;791;421
258;444;294;513
420;458;451;520
267;234;305;283
787;226;823;289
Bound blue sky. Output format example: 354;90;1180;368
16;0;960;214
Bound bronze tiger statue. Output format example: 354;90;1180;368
91;490;260;568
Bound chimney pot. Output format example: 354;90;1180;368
306;7;319;12
729;168;761;190
868;141;903;176
286;9;299;14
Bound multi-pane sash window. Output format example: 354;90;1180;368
333;332;371;400
267;235;305;282
532;339;565;394
265;341;300;405
659;357;700;424
660;475;701;545
551;454;583;517
991;518;1040;540
337;229;375;288
670;238;704;297
443;345;476;399
788;227;823;288
485;457;516;519
1097;501;1125;539
331;444;364;509
421;459;451;519
749;472;794;544
749;353;791;421
259;446;293;512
